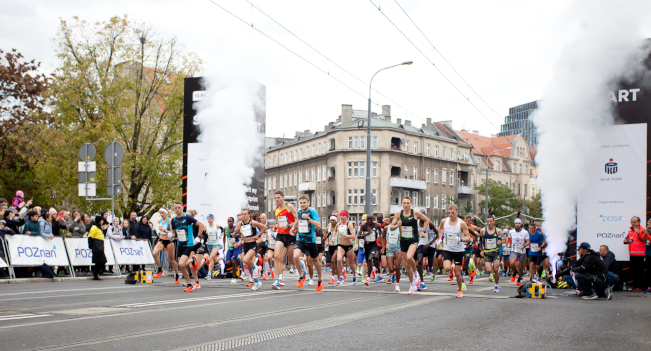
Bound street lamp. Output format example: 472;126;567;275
483;147;511;218
365;61;413;215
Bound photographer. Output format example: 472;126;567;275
572;242;610;300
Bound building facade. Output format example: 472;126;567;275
497;100;539;146
264;105;478;228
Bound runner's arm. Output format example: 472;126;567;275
414;210;430;232
390;211;401;231
460;221;472;242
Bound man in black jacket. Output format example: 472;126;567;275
599;245;620;287
572;242;610;300
128;211;140;239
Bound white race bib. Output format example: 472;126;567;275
446;233;458;246
207;231;217;242
241;225;253;237
268;234;276;245
388;231;399;245
298;219;309;233
338;225;347;236
401;226;413;239
316;237;322;245
329;231;339;245
176;229;187;242
514;244;522;252
278;216;288;227
365;231;376;242
486;238;497;250
530;243;539;252
228;237;235;247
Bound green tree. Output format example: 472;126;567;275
476;179;522;228
35;16;202;216
0;48;51;203
526;191;542;220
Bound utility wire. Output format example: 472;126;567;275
369;0;500;130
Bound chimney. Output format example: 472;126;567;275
422;124;426;128
304;130;311;135
426;118;431;125
461;128;467;132
382;105;391;119
341;104;353;124
405;120;411;126
384;115;391;122
472;130;479;134
397;118;402;124
371;112;377;119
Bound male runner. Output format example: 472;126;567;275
170;201;205;292
257;213;270;279
383;214;402;291
501;226;511;277
480;215;502;292
462;215;480;284
509;218;530;286
527;222;546;281
292;195;323;291
271;191;298;290
235;209;268;290
325;216;340;284
153;207;179;282
336;211;357;286
358;214;381;286
376;213;389;283
308;225;325;286
416;218;439;290
390;196;430;295
438;204;472;298
224;217;241;283
266;220;277;279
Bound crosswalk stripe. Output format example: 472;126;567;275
116;290;288;308
0;314;52;321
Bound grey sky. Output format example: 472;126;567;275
0;0;614;138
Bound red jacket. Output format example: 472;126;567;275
626;225;650;256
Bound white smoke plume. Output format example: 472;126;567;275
194;78;264;224
534;0;651;261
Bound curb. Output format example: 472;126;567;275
0;271;180;285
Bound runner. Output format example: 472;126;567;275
235;209;268;290
153;207;179;282
325;215;340;285
480;215;502;292
291;195;323;291
170;201;204;292
265;220;278;279
527;222;546;281
462;215;480;285
271;191;298;290
257;213;270;279
358;214;381;286
390;196;430;295
224;217;241;283
376;213;389;283
307;224;326;286
416;218;438;291
383;214;402;291
336;211;357;286
438;204;472;298
354;219;364;284
509;218;530;286
204;214;225;280
501;225;511;278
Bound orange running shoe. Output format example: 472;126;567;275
448;277;454;282
245;282;254;287
174;276;180;285
456;290;463;298
154;270;164;279
510;276;515;282
469;277;474;285
271;269;275;279
316;280;323;291
191;257;199;271
263;273;268;280
184;282;200;292
279;280;285;287
516;281;521;287
470;270;477;278
329;277;336;285
343;272;346;280
297;275;306;288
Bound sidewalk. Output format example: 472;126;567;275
0;274;126;284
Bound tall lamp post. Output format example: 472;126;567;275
483;147;511;218
365;61;413;215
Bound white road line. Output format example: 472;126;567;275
116;290;286;308
0;285;150;297
0;314;52;321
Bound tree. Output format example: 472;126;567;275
526;191;542;220
476;179;523;228
0;48;51;203
35;16;202;216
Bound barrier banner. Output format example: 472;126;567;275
0;256;7;268
5;235;70;267
110;239;155;265
64;238;116;266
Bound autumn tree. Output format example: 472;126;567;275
476;179;523;228
37;16;202;216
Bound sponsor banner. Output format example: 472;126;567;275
0;256;7;268
111;239;155;265
64;238;116;266
5;235;70;267
577;123;647;260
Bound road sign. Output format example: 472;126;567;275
78;143;96;161
78;183;96;197
78;161;96;172
104;141;125;166
78;172;96;183
106;166;122;196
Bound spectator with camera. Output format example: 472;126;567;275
572;242;610;300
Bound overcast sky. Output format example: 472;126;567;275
1;0;630;138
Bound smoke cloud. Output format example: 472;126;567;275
534;0;651;260
194;77;265;224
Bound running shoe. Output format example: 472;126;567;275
456;290;463;298
337;277;344;286
251;281;262;291
289;268;294;274
418;282;427;291
279;279;285;287
342;271;346;280
263;273;268;280
395;284;401;292
174;276;180;285
271;270;275;279
204;275;212;281
448;277;454;282
352;277;357;285
407;284;416;295
154;270;164;279
364;279;370;286
469;270;477;278
230;278;237;284
510;276;515;282
245;282;254;287
607;286;613;300
469;277;474;285
361;278;366;284
488;274;494;282
308;279;314;286
430;274;436;282
493;286;499;293
371;270;376;280
271;280;281;290
328;277;336;285
374;276;384;283
581;294;598;300
516;281;522;287
316;280;323;291
297;275;306;288
391;274;396;284
191;257;199;271
461;283;467;291
386;277;392;284
183;282;200;292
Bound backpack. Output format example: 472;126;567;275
41;263;55;278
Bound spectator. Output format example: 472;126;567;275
121;218;132;240
0;220;11;278
646;218;651;293
38;212;55;240
67;210;86;237
572;242;610;300
88;216;108;281
12;190;25;208
3;210;23;234
107;218;122;240
599;245;620;287
23;210;41;237
623;216;650;292
0;198;7;220
137;216;152;242
82;213;92;232
128;211;139;239
49;208;63;238
0;220;15;236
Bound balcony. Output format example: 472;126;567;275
457;185;474;196
390;177;426;190
298;182;316;192
390;204;427;214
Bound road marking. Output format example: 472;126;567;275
177;296;450;351
115;290;283;308
0;285;150;297
0;313;52;322
321;289;510;299
23;294;386;350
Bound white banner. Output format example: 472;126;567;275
577;123;647;261
110;239;155;265
5;235;70;267
64;238;116;266
0;256;7;268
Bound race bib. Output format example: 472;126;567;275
316;237;322;245
530;243;539;252
278;216;288;227
503;244;511;255
228;237;235;247
207;231;217;242
241;225;253;237
446;233;458;246
176;229;187;242
514;244;522;252
329;232;338;245
366;232;376;242
268;234;276;245
401;227;413;238
388;232;399;245
339;225;347;236
298;219;309;233
486;238;497;250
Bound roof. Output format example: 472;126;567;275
433;122;472;147
529;145;537;161
455;131;517;158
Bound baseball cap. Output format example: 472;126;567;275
579;242;591;250
514;218;522;224
8;206;16;212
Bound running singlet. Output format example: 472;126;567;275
442;218;464;252
400;210;418;240
364;224;378;243
170;214;198;247
296;207;319;243
240;220;255;238
483;228;500;253
510;229;529;254
224;226;238;250
418;225;433;246
386;227;400;247
315;228;324;246
205;224;220;245
378;221;388;247
159;218;170;236
327;226;339;246
268;230;277;249
275;204;295;235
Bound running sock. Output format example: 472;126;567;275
263;262;269;273
279;273;284;280
218;260;226;274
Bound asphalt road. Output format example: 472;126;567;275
1;271;650;351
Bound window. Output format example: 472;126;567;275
442;147;446;159
426;144;430;156
311;193;315;206
433;194;438;209
464;153;468;161
273;156;277;166
354;136;359;149
312;145;315;156
372;136;378;149
347;162;353;178
265;178;268;191
413;141;418;154
352;161;358;177
299;149;302;160
348;137;353;149
359;161;365;178
299;171;302;184
347;189;352;205
412;191;418;206
317;193;321;208
441;194;446;207
280;154;284;164
285;174;288;188
317;167;321;181
457;151;461;161
372;162;378;178
312;168;315;182
323;192;326;207
426;194;430;208
495;161;500;171
442;170;446;185
279;175;283;189
360;136;365;150
330;138;335;151
413;166;417;180
289;173;293;187
449;171;454;186
305;169;309;182
323;165;326;181
294;172;297;186
330;190;335;205
318;143;322;155
323;141;327;154
435;145;439;157
353;189;358;205
405;165;409;178
360;189;365;205
519;164;522;174
273;176;276;190
426;168;430;183
372;189;377;205
450;148;454;160
434;169;438;183
306;147;310;158
525;165;528;174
